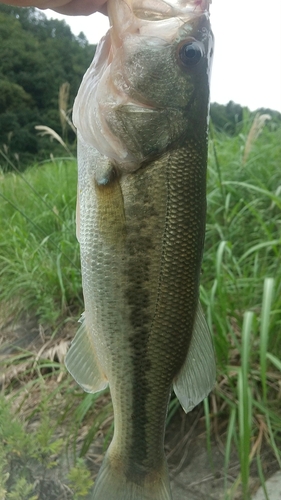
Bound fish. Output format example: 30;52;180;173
65;0;215;499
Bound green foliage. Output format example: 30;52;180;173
0;391;92;498
0;5;95;167
29;398;64;469
67;459;94;498
6;478;38;500
204;122;281;370
202;118;281;497
0;395;38;498
210;101;244;135
210;101;281;136
0;79;32;113
0;396;32;459
0;159;82;324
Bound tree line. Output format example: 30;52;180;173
0;4;96;167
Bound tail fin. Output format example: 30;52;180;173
92;452;172;500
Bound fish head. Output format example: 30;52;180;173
73;0;214;169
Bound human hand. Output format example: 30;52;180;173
0;0;107;15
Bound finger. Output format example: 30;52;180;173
0;0;107;15
0;0;68;6
52;0;107;16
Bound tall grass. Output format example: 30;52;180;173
0;115;281;497
0;159;82;324
202;117;281;496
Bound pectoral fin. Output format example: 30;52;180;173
173;302;216;413
65;314;108;393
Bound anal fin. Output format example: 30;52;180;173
173;302;216;413
65;314;108;393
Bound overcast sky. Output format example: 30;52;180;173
44;0;281;112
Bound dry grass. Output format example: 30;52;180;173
243;113;271;163
35;125;73;156
58;82;76;136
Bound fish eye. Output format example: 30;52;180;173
178;41;203;67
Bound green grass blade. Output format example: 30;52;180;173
256;453;270;500
239;241;280;263
224;407;236;493
238;311;254;500
260;278;275;400
223;181;281;209
266;352;281;371
203;397;212;461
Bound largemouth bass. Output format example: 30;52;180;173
66;0;215;498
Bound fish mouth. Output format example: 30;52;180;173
129;0;211;21
107;0;212;48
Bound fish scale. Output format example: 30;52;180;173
66;0;215;498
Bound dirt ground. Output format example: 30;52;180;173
0;314;279;499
